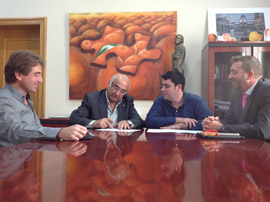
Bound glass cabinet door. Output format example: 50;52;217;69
253;46;270;78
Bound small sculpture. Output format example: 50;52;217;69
172;34;185;74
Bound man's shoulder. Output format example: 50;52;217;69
253;78;270;94
84;89;105;98
0;86;13;99
153;96;168;105
123;93;134;102
0;88;16;104
184;92;203;101
260;78;270;87
254;78;270;98
154;95;165;102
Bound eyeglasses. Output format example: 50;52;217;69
111;85;127;95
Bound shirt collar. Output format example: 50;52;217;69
244;80;258;95
167;92;186;109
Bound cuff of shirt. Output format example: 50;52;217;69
87;120;96;128
128;120;134;128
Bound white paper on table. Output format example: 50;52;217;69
95;128;142;132
147;129;202;134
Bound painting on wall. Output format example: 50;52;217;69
69;11;177;100
208;8;270;42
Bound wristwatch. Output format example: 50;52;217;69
218;125;225;132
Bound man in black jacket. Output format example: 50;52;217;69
69;74;143;129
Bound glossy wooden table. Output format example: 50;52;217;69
0;130;270;202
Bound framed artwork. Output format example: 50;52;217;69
208;8;270;42
69;11;177;100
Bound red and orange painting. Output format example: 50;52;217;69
69;11;177;100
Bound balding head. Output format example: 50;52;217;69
107;74;130;104
109;74;130;89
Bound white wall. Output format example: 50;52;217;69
0;0;269;119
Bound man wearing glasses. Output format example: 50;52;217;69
69;74;143;129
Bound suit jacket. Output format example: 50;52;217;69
69;89;143;128
222;78;270;141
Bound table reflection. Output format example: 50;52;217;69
83;130;143;180
0;138;89;201
201;139;270;202
145;132;207;201
1;129;270;201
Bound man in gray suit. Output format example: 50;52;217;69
69;74;143;129
202;55;270;141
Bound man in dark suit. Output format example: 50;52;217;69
69;74;143;129
202;55;270;141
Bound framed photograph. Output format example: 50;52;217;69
208;8;270;41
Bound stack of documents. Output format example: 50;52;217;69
147;129;201;134
147;129;245;139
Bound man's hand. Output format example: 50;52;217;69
57;141;87;156
175;133;197;140
160;122;186;129
57;124;88;141
115;120;130;130
202;116;222;130
201;140;222;152
202;116;214;129
175;117;198;129
116;131;130;136
93;118;115;129
92;130;114;140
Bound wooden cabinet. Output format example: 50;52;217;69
202;41;270;118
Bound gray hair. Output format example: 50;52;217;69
109;74;130;89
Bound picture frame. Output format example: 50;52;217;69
208;8;270;41
69;11;177;100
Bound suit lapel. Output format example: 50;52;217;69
98;90;108;118
234;92;244;122
117;98;127;122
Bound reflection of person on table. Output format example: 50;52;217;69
146;132;206;201
0;143;41;201
104;135;129;181
0;140;88;180
200;140;222;152
0;139;87;201
1;170;40;202
145;70;212;130
69;74;143;129
146;132;206;181
204;140;270;202
83;130;142;180
55;141;87;157
0;50;88;141
146;133;207;164
233;140;270;200
0;143;40;202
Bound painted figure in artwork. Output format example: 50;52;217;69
172;34;185;74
